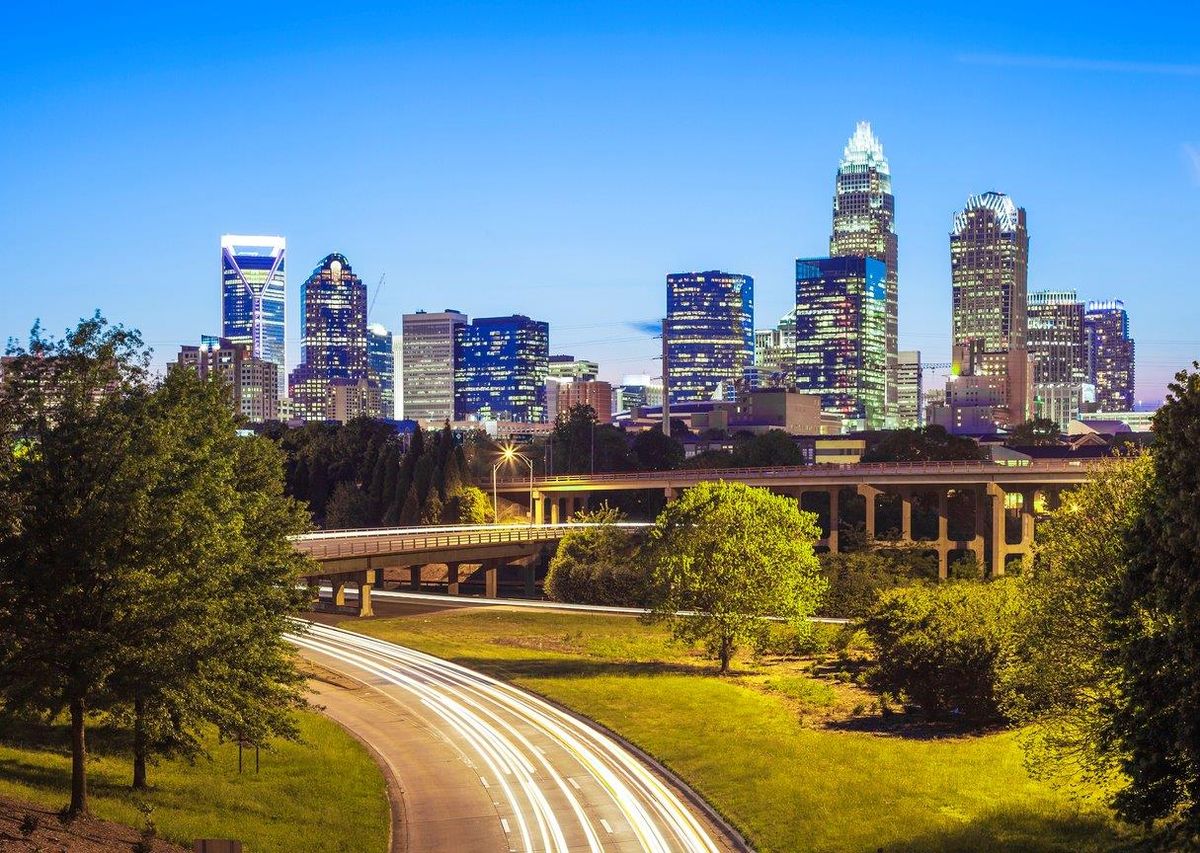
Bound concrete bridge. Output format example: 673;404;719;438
492;459;1099;578
292;523;633;616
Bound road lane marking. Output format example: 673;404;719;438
501;818;510;833
600;819;614;834
568;777;581;790
481;776;490;788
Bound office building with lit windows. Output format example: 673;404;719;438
454;315;549;422
221;235;286;395
367;323;396;420
175;336;280;423
401;310;468;424
1028;291;1089;429
1085;300;1135;411
287;253;370;422
665;271;753;405
948;191;1031;427
794;256;887;430
896;350;923;428
830;123;898;416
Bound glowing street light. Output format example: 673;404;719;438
492;442;535;524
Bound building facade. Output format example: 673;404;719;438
794;256;887;430
948;191;1031;427
220;235;286;396
1085;300;1135;411
401;310;467;425
896;350;923;428
367;323;396;420
665;270;754;405
549;379;614;424
454;314;549;422
175;336;280;422
829;122;898;418
287;253;369;422
547;355;599;381
1027;290;1089;429
328;376;383;424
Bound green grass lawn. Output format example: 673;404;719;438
351;608;1133;853
0;710;389;853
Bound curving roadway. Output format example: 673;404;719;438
291;621;741;853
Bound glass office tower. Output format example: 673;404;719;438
221;235;286;395
1028;290;1088;428
454;315;549;422
287;254;369;422
367;323;396;420
830;122;898;417
794;256;887;430
1085;300;1136;411
665;271;754;405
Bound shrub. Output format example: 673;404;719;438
818;550;939;618
863;579;1023;722
544;507;649;606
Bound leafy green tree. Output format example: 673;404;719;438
552;404;599;473
325;481;370;529
643;481;825;673
631;428;684;471
999;452;1153;800
861;426;986;463
864;579;1023;722
443;485;490;524
817;550;937;618
680;449;736;470
1004;418;1062;447
731;430;804;467
545;507;649;606
1108;366;1200;828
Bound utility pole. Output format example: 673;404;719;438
661;317;671;437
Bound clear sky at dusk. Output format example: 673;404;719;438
2;1;1197;404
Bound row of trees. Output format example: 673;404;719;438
0;316;311;815
262;420;489;528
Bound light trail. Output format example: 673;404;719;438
290;621;727;852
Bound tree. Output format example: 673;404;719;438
1005;418;1062;447
642;481;825;673
864;579;1023;723
545;507;649;606
552;404;599;474
325;481;370;529
999;452;1152;800
631;428;684;471
818;550;938;618
443;485;490;524
731;430;804;467
1108;365;1200;828
861;425;986;463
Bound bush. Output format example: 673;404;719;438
818;550;938;618
544;507;649;606
863;579;1023;722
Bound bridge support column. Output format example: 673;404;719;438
664;486;677;501
826;488;840;553
857;485;881;541
523;563;536;598
988;483;1007;577
485;560;499;599
532;492;545;525
331;578;346;608
447;562;460;596
899;488;913;543
409;565;422;592
1020;489;1037;547
355;570;375;618
936;490;949;579
970;488;986;569
550;499;560;525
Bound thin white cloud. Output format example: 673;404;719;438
957;52;1200;76
1183;144;1200;187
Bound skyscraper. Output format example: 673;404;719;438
1028;291;1088;428
794;256;887;430
175;337;280;423
896;350;923;428
287;253;369;422
949;191;1031;426
454;315;549;422
665;271;753;405
367;323;396;420
830;123;897;417
221;235;286;395
401;309;467;424
1085;300;1136;411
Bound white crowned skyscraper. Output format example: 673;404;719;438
221;235;286;395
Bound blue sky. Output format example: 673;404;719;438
2;1;1197;404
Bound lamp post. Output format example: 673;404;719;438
491;444;535;524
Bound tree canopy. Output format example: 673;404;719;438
643;481;825;672
544;507;649;607
1004;418;1063;447
861;426;986;463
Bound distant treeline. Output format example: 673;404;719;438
260;419;489;529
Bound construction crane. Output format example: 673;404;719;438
369;273;386;315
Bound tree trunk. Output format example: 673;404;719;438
718;635;732;674
69;697;88;815
132;694;148;789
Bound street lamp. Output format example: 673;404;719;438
491;443;535;524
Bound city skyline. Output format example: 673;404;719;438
2;3;1196;406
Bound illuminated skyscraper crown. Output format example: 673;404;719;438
840;121;890;176
953;191;1021;235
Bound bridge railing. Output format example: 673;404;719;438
492;458;1098;487
293;522;647;560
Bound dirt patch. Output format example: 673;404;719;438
0;795;185;851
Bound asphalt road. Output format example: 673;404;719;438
292;621;742;853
